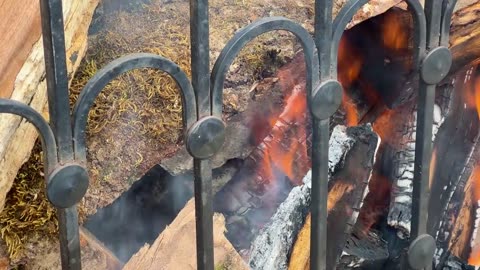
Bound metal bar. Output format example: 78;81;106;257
412;84;436;237
314;0;333;80
411;0;443;239
57;208;81;270
0;99;58;173
310;118;330;270
190;1;214;269
190;0;211;118
311;1;334;269
39;1;80;269
440;0;458;46
424;0;443;49
193;159;214;270
39;0;74;160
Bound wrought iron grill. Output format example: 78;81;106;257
0;0;458;269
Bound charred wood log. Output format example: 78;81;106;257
449;2;480;76
286;125;379;270
248;125;359;269
427;65;480;251
386;100;445;237
213;84;312;251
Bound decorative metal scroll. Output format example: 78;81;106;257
0;0;457;269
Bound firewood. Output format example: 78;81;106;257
249;124;359;269
79;227;124;270
0;0;99;212
287;125;379;270
449;1;480;75
122;198;248;270
430;66;480;267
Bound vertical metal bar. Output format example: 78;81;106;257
193;159;214;270
412;0;442;239
424;0;443;49
310;118;330;270
190;1;214;269
39;0;74;159
314;0;333;80
39;1;80;269
412;84;435;238
311;1;334;269
190;0;211;117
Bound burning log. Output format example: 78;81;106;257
286;125;380;270
383;101;443;237
429;65;480;267
248;124;361;269
122;199;248;270
449;1;480;76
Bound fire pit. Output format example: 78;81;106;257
1;0;480;269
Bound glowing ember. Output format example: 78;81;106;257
337;36;363;127
464;66;480;120
372;109;397;144
429;147;438;189
327;182;354;212
475;77;480;120
382;11;408;50
468;165;480;265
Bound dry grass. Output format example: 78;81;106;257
0;143;58;260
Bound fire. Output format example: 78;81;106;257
372;109;397;143
337;36;363;127
429;147;437;189
475;77;480;120
464;66;480;120
327;182;354;212
255;84;309;186
468;165;480;265
382;11;408;50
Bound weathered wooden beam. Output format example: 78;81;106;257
0;0;99;212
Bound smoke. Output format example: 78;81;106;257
84;164;193;262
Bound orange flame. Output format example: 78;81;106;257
429;147;437;189
382;11;408;50
255;85;309;186
468;165;480;265
337;36;363;126
327;181;354;212
475;78;480;120
464;68;480;120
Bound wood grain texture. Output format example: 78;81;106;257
123;199;248;270
0;0;99;212
0;0;42;99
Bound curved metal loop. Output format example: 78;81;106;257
210;16;319;117
72;53;197;161
331;0;427;74
0;99;58;172
440;0;458;46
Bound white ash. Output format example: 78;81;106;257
248;125;355;270
471;200;480;250
329;125;356;175
356;126;381;218
387;102;444;238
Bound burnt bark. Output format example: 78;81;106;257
423;66;480;270
428;66;480;240
286;125;379;270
